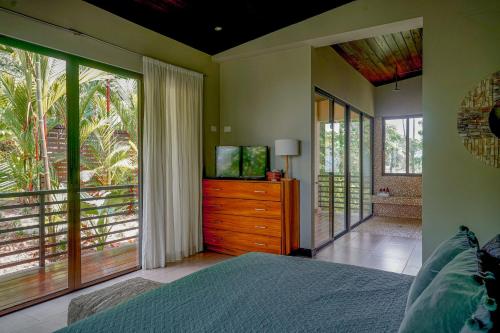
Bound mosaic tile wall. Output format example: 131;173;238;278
457;71;500;168
373;118;422;218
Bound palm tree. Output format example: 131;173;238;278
0;45;66;193
1;45;139;257
78;71;138;250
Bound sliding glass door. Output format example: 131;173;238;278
313;88;373;249
313;95;332;246
0;36;141;314
349;111;361;225
78;66;140;284
362;118;373;218
0;44;70;312
333;102;347;236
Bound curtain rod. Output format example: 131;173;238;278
0;6;207;77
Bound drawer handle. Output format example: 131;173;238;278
212;188;222;191
212;220;222;224
254;208;266;211
254;242;266;246
253;190;266;193
207;204;222;208
254;225;267;229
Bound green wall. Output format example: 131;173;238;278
217;0;500;256
219;45;374;249
312;46;375;116
219;46;313;247
0;0;220;176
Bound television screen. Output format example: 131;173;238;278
216;146;241;178
242;146;268;178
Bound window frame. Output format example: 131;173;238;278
382;114;423;176
0;34;144;314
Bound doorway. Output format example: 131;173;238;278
313;88;373;250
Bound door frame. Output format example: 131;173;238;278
312;87;374;253
0;34;143;315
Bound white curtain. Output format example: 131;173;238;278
142;57;203;269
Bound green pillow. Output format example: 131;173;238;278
460;292;497;333
405;226;478;312
399;248;487;333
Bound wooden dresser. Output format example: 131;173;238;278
203;179;299;256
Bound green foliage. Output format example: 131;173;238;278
0;44;139;254
216;146;240;177
242;146;267;177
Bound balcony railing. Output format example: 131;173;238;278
317;174;371;210
0;185;139;275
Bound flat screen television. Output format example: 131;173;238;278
241;146;269;179
215;145;269;179
215;146;240;178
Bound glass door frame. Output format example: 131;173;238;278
348;107;374;230
313;87;374;252
0;35;143;315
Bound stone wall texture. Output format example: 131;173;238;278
457;71;500;168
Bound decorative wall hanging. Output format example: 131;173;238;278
457;70;500;168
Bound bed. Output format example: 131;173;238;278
57;252;414;333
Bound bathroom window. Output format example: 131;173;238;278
383;116;422;175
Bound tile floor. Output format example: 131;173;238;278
0;216;422;332
314;216;422;275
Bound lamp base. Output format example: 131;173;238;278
284;155;290;179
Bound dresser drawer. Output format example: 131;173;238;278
203;180;281;201
204;213;281;237
203;197;281;219
203;228;281;254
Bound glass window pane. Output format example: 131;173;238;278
409;117;423;174
314;97;332;246
333;103;346;236
384;118;407;174
349;111;361;225
79;66;140;284
0;44;68;311
362;117;372;218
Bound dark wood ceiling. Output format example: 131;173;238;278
332;28;423;86
84;0;354;55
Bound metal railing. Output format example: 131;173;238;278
318;174;373;211
0;184;139;273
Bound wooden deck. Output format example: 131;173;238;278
0;244;138;313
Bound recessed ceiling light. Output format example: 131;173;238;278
214;26;223;32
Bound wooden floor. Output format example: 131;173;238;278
0;244;138;313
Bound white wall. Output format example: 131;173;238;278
312;46;375;115
375;76;422;117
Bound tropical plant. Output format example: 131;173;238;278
0;45;139;259
78;69;138;250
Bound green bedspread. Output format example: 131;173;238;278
58;252;413;333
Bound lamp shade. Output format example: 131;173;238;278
275;139;299;156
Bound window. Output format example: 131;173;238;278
383;116;423;175
0;35;142;314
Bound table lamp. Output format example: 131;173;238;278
274;139;299;179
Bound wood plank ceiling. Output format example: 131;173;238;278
84;0;355;55
332;28;423;86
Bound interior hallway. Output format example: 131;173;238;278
314;216;422;275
